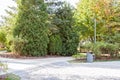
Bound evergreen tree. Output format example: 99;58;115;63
13;0;49;56
53;4;79;56
48;34;62;55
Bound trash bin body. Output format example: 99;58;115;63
87;52;94;63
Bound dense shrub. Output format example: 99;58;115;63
53;4;79;56
5;35;13;52
12;37;26;55
92;42;119;58
82;42;93;52
61;32;79;56
48;34;62;55
13;0;49;56
83;42;119;58
72;53;86;60
0;30;6;48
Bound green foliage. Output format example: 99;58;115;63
83;42;93;52
103;32;120;48
75;0;120;42
82;42;119;58
53;4;79;56
0;29;6;48
92;42;119;58
0;4;18;51
5;34;13;52
48;34;62;55
5;74;20;80
72;53;86;59
12;37;26;55
0;27;14;51
13;0;49;56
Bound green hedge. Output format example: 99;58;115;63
83;42;119;58
52;4;79;56
48;34;62;55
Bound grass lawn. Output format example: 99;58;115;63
69;58;120;63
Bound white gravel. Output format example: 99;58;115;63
29;61;120;80
1;57;120;80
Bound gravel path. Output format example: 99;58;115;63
28;61;120;80
1;57;120;80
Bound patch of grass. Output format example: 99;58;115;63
68;59;120;63
5;74;21;80
72;53;86;60
95;59;120;62
68;59;86;63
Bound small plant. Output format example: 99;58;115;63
0;62;20;80
5;74;21;80
0;62;8;79
0;62;8;73
72;53;86;60
0;30;7;49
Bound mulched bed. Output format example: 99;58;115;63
69;58;120;63
0;74;20;80
0;52;63;59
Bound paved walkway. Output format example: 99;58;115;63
1;57;120;80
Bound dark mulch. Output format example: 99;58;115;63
0;52;63;59
69;58;120;63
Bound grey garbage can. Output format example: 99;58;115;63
87;52;94;63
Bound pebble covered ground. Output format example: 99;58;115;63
1;57;120;80
26;61;120;80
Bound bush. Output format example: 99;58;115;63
0;26;14;52
48;34;62;55
0;62;20;80
12;37;27;55
5;35;13;52
82;42;119;58
61;32;79;56
52;4;79;56
0;30;6;48
83;42;93;52
92;42;119;58
72;53;86;59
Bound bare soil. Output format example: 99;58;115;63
0;52;62;59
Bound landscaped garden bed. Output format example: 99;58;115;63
0;74;20;80
70;52;120;63
0;62;20;80
69;57;120;63
0;51;63;59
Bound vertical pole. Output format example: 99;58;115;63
94;18;96;43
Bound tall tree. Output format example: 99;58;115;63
75;0;120;42
13;0;49;56
53;4;79;56
0;4;17;51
